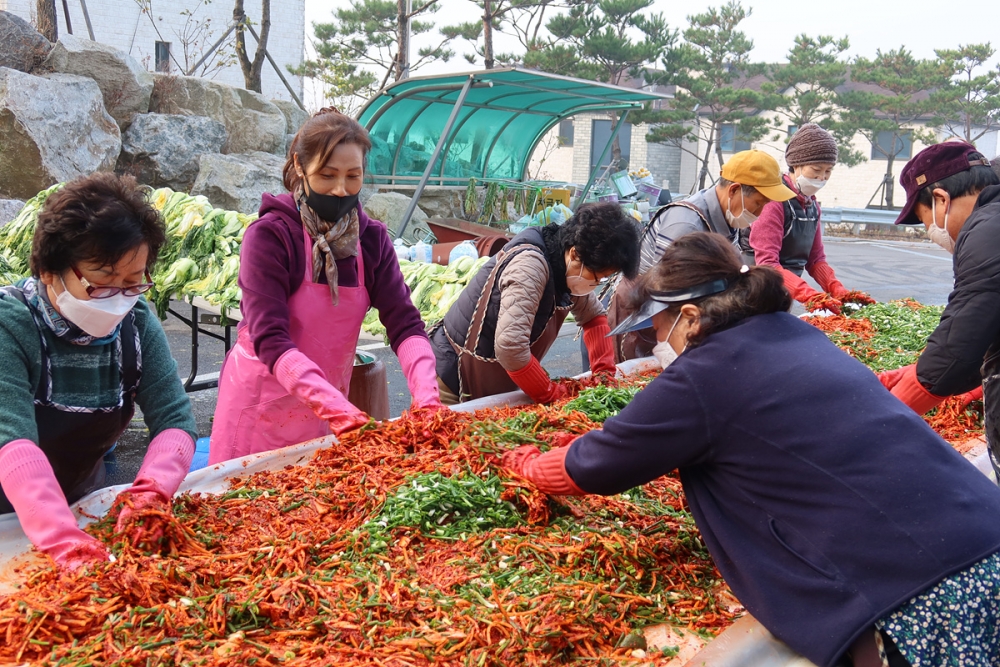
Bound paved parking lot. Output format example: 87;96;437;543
106;236;957;486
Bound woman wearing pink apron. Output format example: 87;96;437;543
210;109;442;463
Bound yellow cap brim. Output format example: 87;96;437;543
755;181;797;202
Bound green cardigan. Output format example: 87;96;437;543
0;290;197;447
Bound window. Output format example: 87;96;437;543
719;124;752;152
871;131;912;160
155;41;171;73
590;119;632;172
788;125;798;137
558;119;574;147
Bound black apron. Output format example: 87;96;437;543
738;196;819;275
0;287;140;513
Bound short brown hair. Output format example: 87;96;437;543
30;172;166;277
283;107;372;192
629;232;791;346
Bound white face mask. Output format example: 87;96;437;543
927;198;955;254
653;311;684;369
566;261;598;296
724;189;758;229
796;175;827;197
55;276;139;337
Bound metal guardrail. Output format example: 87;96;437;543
821;207;901;226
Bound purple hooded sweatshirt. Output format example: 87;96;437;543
238;192;427;371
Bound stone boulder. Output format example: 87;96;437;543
117;113;227;190
272;99;309;136
43;34;153;129
0;11;51;73
0;68;121;200
364;191;429;240
0;199;25;227
150;74;286;155
414;188;465;219
190;152;285;214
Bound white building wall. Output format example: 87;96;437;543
1;0;304;102
685;111;934;209
526;124;574;182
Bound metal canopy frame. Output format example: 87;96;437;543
357;67;671;239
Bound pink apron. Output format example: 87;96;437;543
209;229;370;463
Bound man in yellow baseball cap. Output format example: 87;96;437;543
609;150;795;362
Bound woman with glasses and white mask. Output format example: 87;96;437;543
0;173;197;571
430;202;640;404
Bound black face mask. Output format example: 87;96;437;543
303;178;359;222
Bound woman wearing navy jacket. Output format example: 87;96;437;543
503;232;1000;667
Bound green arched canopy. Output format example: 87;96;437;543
358;67;670;187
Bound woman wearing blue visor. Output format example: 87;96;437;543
503;231;1000;667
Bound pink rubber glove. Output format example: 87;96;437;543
396;335;445;410
501;444;585;496
274;348;370;436
582;315;617;377
507;357;569;404
115;429;194;546
0;439;109;570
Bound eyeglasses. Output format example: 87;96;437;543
72;267;155;299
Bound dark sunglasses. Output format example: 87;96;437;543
72;266;154;299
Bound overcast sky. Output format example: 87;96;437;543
303;0;1000;77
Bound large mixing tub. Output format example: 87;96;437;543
3;356;990;666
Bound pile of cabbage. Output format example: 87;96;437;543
0;185;255;321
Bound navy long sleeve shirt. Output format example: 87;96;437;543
565;312;1000;667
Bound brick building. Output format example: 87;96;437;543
1;0;304;102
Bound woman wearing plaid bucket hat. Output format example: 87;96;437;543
744;123;875;314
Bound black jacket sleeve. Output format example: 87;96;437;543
916;194;1000;396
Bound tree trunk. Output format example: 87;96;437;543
884;155;895;208
697;123;716;190
36;0;57;41
483;0;494;69
396;0;408;80
233;0;270;93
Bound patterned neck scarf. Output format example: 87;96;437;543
295;184;360;306
21;277;119;346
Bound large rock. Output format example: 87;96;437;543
0;68;121;200
43;34;153;129
117;113;227;190
190;152;285;214
0;199;24;227
364;191;428;239
0;11;51;73
414;188;466;219
150;74;286;155
272;99;309;136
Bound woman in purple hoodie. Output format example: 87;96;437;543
209;109;442;463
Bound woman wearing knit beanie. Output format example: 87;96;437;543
746;123;875;314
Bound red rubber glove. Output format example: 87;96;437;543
582;315;616;377
501;444;585;496
841;290;876;306
507;357;569;404
958;385;983;408
877;365;911;390
891;364;946;415
0;439;110;571
810;261;849;300
780;268;822;303
804;293;843;315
